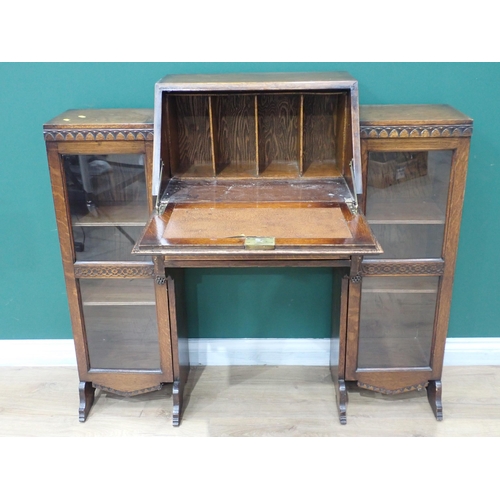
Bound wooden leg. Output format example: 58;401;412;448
336;378;348;425
427;379;443;421
167;269;191;427
172;380;181;427
330;270;349;425
78;381;95;422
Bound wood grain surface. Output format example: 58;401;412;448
163;206;352;240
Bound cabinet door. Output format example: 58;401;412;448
79;278;162;370
365;150;452;259
356;276;439;370
62;153;151;262
47;141;174;388
345;274;439;391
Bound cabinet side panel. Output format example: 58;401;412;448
46;143;90;378
432;139;471;377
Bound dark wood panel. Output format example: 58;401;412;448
258;94;300;173
172;95;213;176
303;94;338;175
212;95;257;175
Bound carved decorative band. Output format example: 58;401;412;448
362;261;445;276
360;125;473;139
44;129;154;142
74;264;154;278
357;381;429;395
92;383;162;397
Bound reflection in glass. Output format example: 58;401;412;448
62;154;148;260
366;150;452;259
80;279;160;370
357;276;439;369
73;225;148;261
63;154;150;261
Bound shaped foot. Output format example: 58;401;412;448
79;381;95;422
427;379;443;421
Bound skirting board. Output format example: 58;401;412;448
0;338;499;367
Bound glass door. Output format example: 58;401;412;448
366;150;452;259
63;153;150;261
347;147;454;383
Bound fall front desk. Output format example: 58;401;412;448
44;72;472;425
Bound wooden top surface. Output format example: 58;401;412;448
44;104;471;130
163;206;352;241
134;201;382;260
44;109;154;129
155;72;357;91
360;105;472;126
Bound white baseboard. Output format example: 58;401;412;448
1;338;499;367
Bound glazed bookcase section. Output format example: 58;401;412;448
357;276;439;369
366;150;452;260
63;153;151;262
160;92;351;180
80;279;161;370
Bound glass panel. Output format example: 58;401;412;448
357;276;439;369
73;225;149;261
63;154;150;261
80;279;160;370
366;150;452;259
369;224;444;259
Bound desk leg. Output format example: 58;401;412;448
330;270;349;424
78;381;95;422
335;379;348;425
167;269;191;426
427;379;443;421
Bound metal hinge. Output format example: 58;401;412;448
350;273;362;284
155;160;165;212
156;275;166;285
158;203;167;216
347;159;359;215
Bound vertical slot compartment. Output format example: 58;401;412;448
211;94;258;177
167;94;214;178
257;94;301;178
303;93;342;177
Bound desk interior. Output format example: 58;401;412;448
134;178;381;256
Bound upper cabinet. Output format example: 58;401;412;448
151;72;363;196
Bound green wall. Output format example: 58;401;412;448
1;62;498;340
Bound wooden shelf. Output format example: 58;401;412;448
80;279;156;306
302;161;342;178
217;162;258;178
259;161;300;178
72;204;149;227
362;276;439;294
367;200;445;225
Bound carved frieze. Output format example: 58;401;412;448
74;264;154;278
92;383;162;397
357;381;429;395
44;129;154;141
362;261;445;276
360;125;473;139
